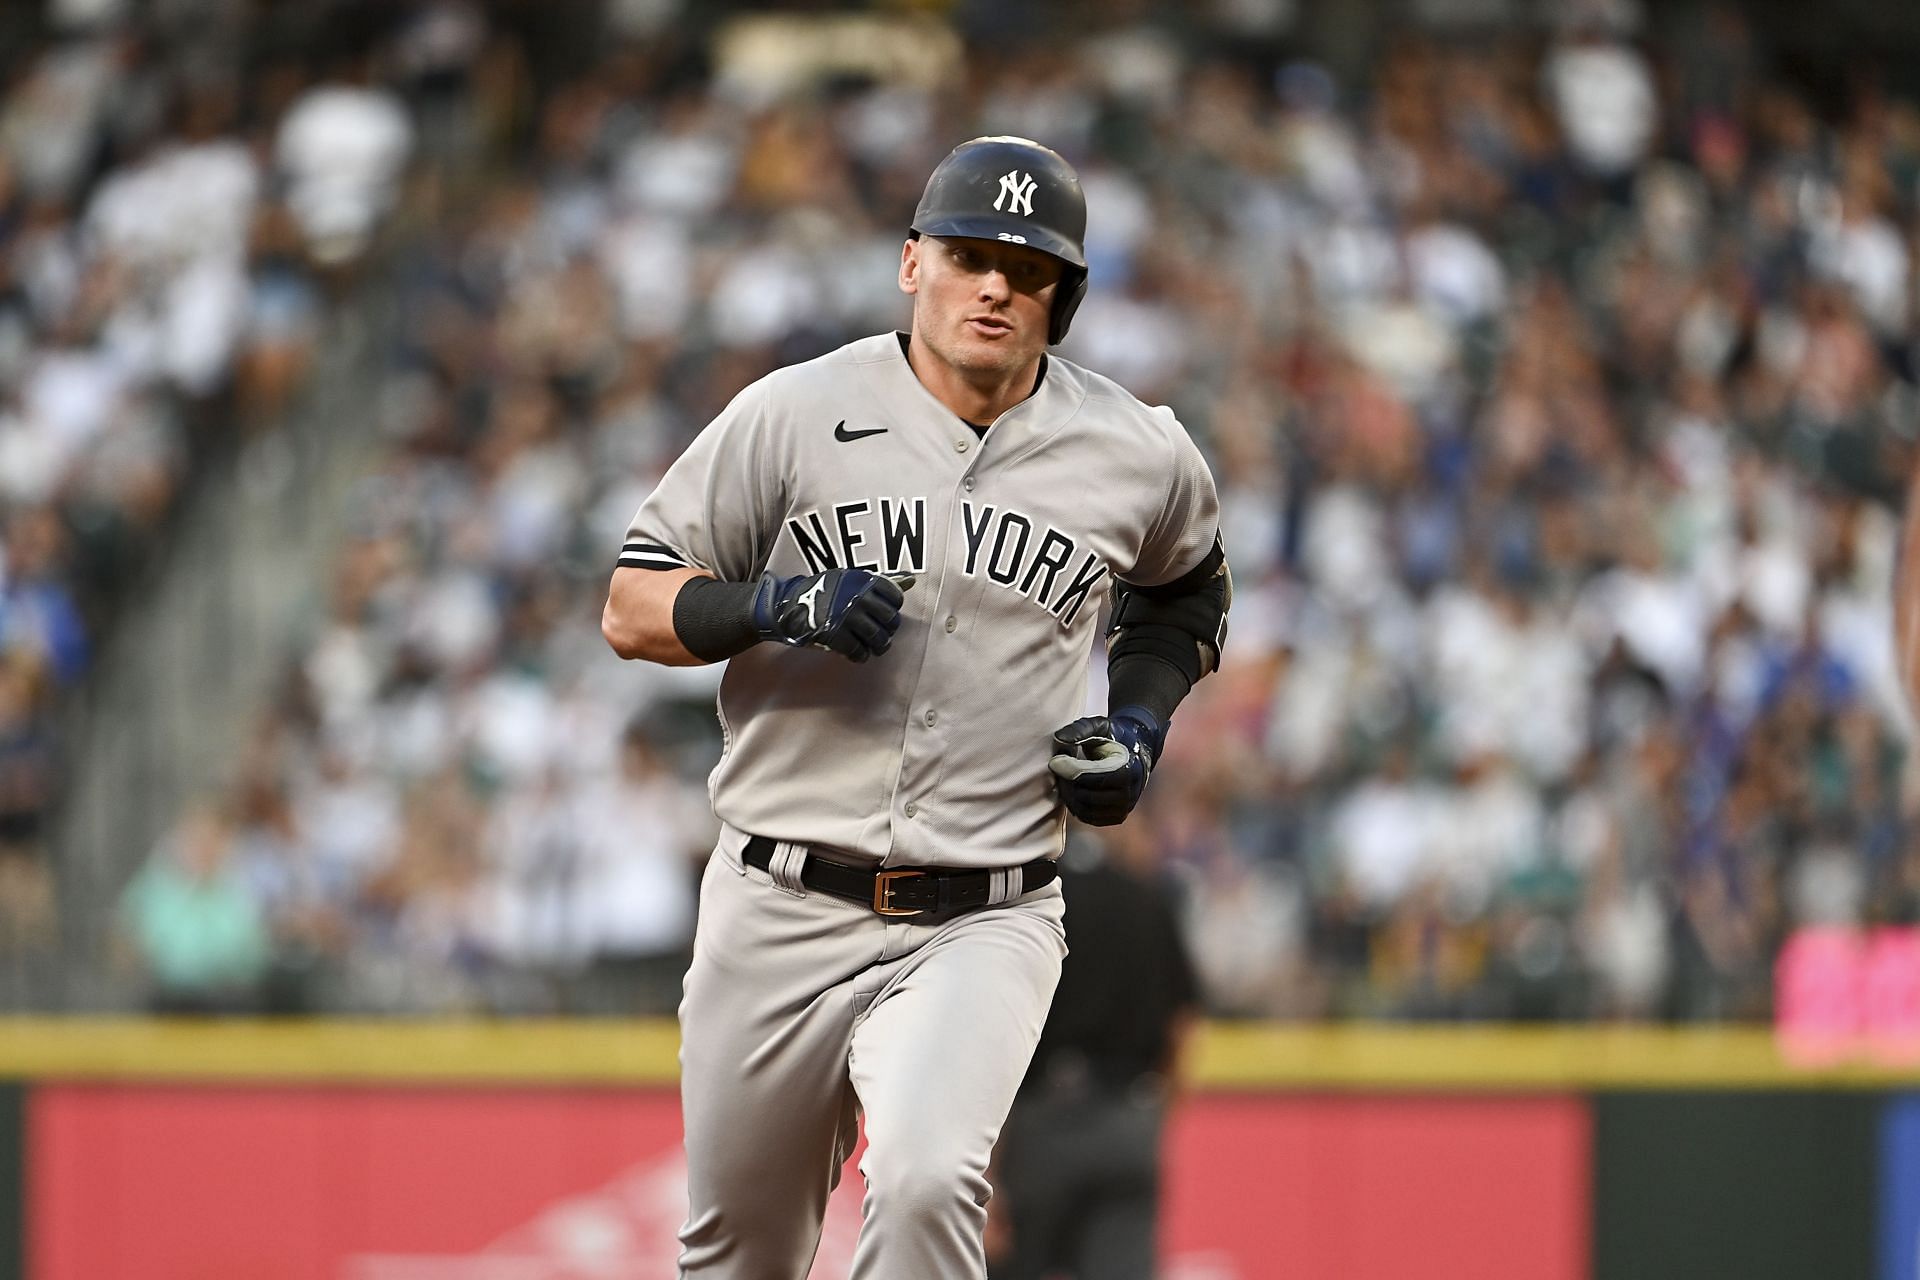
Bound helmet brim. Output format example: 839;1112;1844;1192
910;217;1087;271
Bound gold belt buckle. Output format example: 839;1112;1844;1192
873;868;926;917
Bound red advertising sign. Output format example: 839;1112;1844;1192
1162;1095;1590;1279
30;1086;1586;1279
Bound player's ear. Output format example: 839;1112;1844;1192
899;237;920;296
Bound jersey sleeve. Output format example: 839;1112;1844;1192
1123;413;1221;587
619;381;784;582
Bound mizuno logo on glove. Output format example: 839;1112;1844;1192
796;579;827;628
752;568;914;662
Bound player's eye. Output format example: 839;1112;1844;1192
1018;262;1059;291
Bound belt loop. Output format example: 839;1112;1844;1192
988;867;1019;906
769;841;809;897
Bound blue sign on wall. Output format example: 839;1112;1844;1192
1880;1097;1920;1280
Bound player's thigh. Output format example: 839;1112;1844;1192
849;891;1067;1178
679;851;868;1195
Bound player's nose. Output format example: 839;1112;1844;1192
978;269;1012;302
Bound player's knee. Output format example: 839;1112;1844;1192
866;1148;988;1230
678;1203;815;1273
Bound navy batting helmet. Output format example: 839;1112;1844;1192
911;136;1089;345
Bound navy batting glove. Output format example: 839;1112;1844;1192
752;568;912;662
1047;707;1165;826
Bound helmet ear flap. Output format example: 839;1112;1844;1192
1049;268;1088;346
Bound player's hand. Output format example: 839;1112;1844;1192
1047;709;1163;826
752;568;913;661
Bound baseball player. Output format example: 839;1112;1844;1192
601;136;1230;1278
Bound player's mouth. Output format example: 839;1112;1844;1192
966;315;1014;338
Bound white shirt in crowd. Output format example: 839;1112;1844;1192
1545;38;1658;177
275;84;414;261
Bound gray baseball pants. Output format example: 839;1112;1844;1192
676;826;1067;1278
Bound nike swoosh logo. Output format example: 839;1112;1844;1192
834;420;888;442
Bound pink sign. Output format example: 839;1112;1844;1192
1865;928;1920;1067
1775;925;1920;1067
1776;927;1866;1067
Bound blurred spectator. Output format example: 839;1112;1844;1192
0;654;55;967
559;719;709;1013
118;802;271;1013
275;53;413;265
0;656;56;858
1544;11;1660;183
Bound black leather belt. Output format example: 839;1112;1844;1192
742;835;1057;918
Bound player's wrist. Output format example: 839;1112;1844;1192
1107;704;1166;769
672;575;764;661
750;571;809;644
1104;653;1188;735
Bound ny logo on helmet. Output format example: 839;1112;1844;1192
994;170;1037;216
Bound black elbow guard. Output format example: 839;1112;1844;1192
1107;534;1232;683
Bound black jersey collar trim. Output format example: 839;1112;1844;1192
893;331;1049;433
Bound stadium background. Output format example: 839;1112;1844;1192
3;0;1920;1274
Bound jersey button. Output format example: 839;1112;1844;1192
954;440;970;453
904;801;917;818
963;477;975;491
924;709;938;726
944;615;957;633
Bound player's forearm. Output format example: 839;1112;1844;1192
1106;652;1192;728
602;566;717;666
1104;537;1230;735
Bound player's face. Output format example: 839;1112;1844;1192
900;235;1061;377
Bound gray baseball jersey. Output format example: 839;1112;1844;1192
621;331;1218;870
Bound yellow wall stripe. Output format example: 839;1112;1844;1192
0;1019;685;1085
1189;1024;1920;1091
1;1020;1917;1090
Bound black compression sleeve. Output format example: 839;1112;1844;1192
671;576;761;662
1106;651;1193;727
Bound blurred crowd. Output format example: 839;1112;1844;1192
81;0;1920;1020
0;0;422;964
